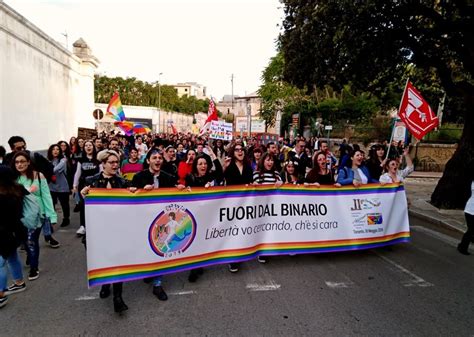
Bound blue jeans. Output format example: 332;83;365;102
0;250;24;291
152;276;162;287
41;217;52;237
26;227;42;270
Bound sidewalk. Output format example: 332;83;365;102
404;171;467;234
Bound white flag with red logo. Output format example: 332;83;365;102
398;81;439;140
199;97;218;135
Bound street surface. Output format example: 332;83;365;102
0;213;473;336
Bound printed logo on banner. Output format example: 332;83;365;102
148;204;197;257
350;198;383;228
367;213;383;225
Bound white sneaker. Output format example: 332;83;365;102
76;226;86;236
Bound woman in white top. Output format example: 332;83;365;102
458;161;474;255
379;147;414;184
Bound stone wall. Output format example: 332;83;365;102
0;2;98;151
410;143;457;172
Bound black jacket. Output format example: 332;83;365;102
0;189;27;258
131;169;178;188
186;159;223;187
224;161;253;186
85;172;129;189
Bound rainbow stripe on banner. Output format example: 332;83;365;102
86;183;410;287
88;233;410;287
85;183;405;205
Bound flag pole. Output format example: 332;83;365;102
386;78;409;160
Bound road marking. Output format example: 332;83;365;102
246;281;281;291
411;225;459;247
325;281;354;289
75;295;98;301
168;290;196;296
375;252;433;287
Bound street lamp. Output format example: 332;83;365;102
158;72;163;132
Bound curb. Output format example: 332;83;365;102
408;209;465;234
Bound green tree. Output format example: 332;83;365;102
258;52;308;132
94;75;209;116
280;0;474;209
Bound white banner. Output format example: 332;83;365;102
85;184;410;287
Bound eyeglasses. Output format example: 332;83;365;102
234;148;243;152
14;146;25;151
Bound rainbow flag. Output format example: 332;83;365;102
106;92;126;122
115;121;134;136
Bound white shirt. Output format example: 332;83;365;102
379;165;414;184
465;181;474;215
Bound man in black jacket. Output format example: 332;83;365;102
131;149;181;302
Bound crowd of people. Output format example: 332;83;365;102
1;130;472;314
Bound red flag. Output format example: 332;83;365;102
398;81;439;140
199;98;218;135
170;122;178;135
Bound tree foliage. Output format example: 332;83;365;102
279;0;474;209
94;75;209;115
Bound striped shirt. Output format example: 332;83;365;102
253;171;282;185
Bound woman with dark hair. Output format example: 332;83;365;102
366;144;387;181
47;144;70;227
457;161;474;255
69;137;78;156
250;146;263;171
185;148;223;282
58;140;74;190
212;139;226;167
305;152;335;186
0;166;27;308
73;140;100;236
281;160;302;184
336;149;378;186
379;147;414;184
224;144;254;273
252;152;283;264
80;150;130;313
12;151;58;281
177;149;196;186
253;152;283;186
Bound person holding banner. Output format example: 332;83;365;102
281;160;303;184
336;149;378;186
305;152;335;186
177;149;196;185
253;152;283;264
185;150;224;282
131;149;184;301
223;144;254;273
80;150;129;314
457;161;474;256
379;147;414;184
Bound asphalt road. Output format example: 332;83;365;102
1;213;473;337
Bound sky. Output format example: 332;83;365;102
5;0;284;100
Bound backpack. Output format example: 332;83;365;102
30;151;55;183
21;193;42;230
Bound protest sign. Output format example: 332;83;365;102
209;120;233;140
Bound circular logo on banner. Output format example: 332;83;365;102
148;205;197;257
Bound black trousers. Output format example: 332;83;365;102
51;191;70;221
459;212;474;249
